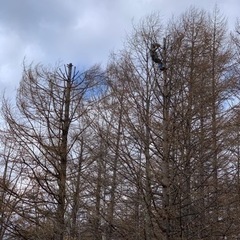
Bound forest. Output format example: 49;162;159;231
1;7;240;240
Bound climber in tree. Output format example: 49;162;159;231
150;43;166;71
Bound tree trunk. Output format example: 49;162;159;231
55;63;72;240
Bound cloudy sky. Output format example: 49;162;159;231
0;0;239;97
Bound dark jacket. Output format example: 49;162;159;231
150;44;162;64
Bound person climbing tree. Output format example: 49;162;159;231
150;43;166;71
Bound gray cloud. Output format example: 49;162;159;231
0;0;239;97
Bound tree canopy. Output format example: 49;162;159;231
1;7;240;240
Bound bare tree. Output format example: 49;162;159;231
100;7;236;239
1;63;103;240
